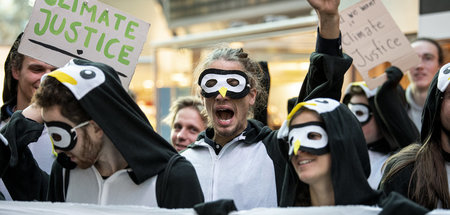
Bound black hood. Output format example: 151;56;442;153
3;33;22;104
421;63;450;142
1;33;23;121
43;59;177;184
279;98;380;206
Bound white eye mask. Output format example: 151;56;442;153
288;121;329;156
347;103;372;125
198;69;250;99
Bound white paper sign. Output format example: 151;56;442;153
18;0;150;87
340;0;419;89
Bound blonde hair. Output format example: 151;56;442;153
193;46;267;122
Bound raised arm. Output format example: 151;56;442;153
297;0;352;102
0;104;49;200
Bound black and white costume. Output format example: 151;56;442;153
182;32;354;210
0;59;204;208
381;63;450;209
342;68;419;189
277;98;428;214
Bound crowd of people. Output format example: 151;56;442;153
0;0;448;214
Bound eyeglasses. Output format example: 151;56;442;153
45;121;90;151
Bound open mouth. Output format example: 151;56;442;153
216;108;234;123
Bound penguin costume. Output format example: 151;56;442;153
342;67;419;189
278;98;428;214
381;63;450;209
0;59;204;208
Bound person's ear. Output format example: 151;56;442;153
89;120;103;139
248;88;257;106
12;67;20;80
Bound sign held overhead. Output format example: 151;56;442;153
19;0;150;88
340;0;419;89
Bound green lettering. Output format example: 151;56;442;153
114;14;126;30
124;21;138;40
96;33;106;52
98;10;109;27
72;0;78;12
64;21;81;43
34;9;51;36
58;0;70;10
104;39;119;59
83;26;98;48
44;0;57;6
118;45;134;65
49;14;66;35
80;2;97;23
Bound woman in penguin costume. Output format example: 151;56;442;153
277;97;428;214
381;63;450;209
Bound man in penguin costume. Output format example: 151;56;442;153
0;59;204;208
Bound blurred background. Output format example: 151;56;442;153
0;0;449;142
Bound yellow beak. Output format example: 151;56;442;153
48;70;77;85
219;87;228;98
293;139;301;156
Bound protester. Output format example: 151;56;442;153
380;63;450;209
0;59;204;208
163;96;207;152
406;38;444;131
342;67;419;189
0;33;57;200
182;0;354;210
277;98;427;214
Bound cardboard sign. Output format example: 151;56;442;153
340;0;419;89
18;0;150;87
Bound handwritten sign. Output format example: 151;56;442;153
18;0;150;87
340;0;419;89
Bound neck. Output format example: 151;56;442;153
213;121;247;147
95;137;128;177
15;93;30;111
410;85;428;107
309;179;335;206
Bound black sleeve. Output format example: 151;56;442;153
47;160;67;202
297;52;353;102
296;31;352;103
379;192;428;215
156;154;204;208
375;67;419;148
0;111;49;201
315;29;343;57
194;199;237;215
379;162;414;199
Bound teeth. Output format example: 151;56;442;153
299;160;313;165
219;119;231;123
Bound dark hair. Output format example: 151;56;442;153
3;33;25;103
414;38;444;65
33;76;90;124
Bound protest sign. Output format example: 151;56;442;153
18;0;150;87
340;0;419;89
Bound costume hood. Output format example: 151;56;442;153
42;59;177;184
2;33;22;104
343;79;410;152
279;98;380;206
421;63;450;142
